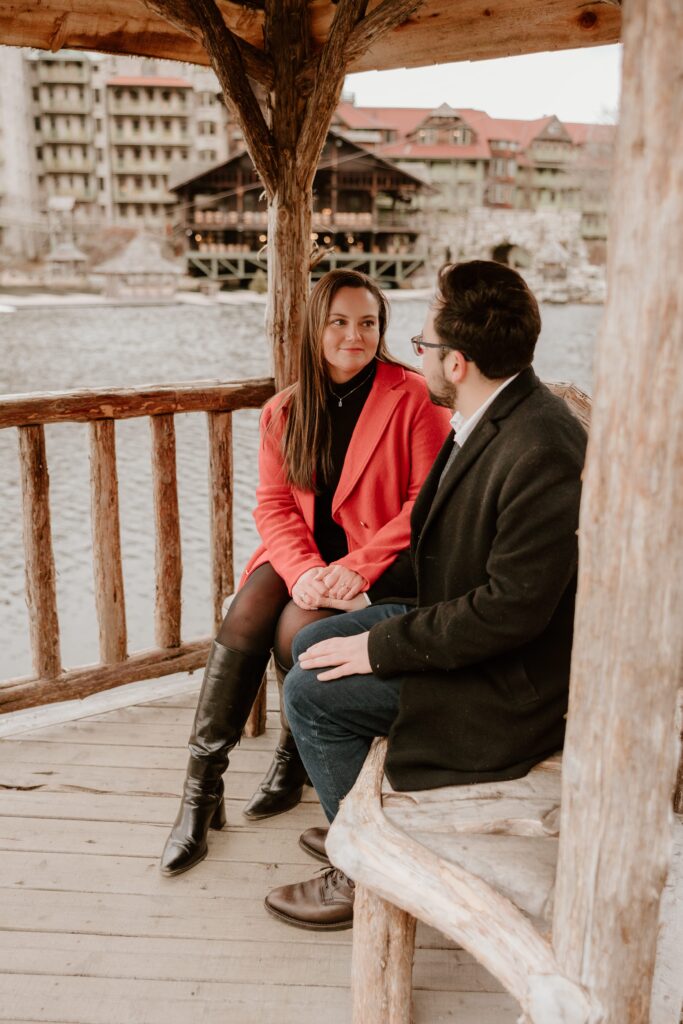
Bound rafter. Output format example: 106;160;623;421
295;0;368;184
345;0;426;66
141;0;274;88
190;0;278;194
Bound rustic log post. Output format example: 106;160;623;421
150;414;182;648
17;425;61;680
207;410;234;636
351;885;416;1024
552;2;683;1021
244;673;268;739
89;419;127;664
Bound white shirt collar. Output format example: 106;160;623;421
450;374;519;448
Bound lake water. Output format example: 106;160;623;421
0;298;601;679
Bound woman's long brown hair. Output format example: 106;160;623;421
278;270;401;492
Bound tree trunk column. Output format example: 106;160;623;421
552;1;683;1020
266;175;312;388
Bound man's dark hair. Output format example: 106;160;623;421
434;260;541;380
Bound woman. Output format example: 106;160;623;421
160;269;451;876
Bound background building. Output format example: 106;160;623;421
170;129;428;288
0;52;614;295
0;48;39;259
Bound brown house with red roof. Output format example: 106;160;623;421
333;101;615;242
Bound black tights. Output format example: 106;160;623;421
216;562;337;670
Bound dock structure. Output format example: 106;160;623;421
0;677;519;1024
170;128;429;289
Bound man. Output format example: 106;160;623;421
264;260;587;930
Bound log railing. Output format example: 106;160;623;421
0;377;275;718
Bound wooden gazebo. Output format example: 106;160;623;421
0;2;681;1023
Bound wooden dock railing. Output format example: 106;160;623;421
0;377;275;718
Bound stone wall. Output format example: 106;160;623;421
415;206;606;303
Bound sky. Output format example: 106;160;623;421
345;44;622;124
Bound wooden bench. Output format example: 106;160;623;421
325;384;682;1024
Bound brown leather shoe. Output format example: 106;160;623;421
264;867;354;930
298;826;330;863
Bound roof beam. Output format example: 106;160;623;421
0;1;620;70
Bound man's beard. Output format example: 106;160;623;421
428;379;458;409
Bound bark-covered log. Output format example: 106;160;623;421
351;885;416;1024
150;415;182;649
0;638;211;713
89;420;127;664
0;378;275;429
207;411;234;636
18;425;61;681
552;2;683;1020
243;674;267;738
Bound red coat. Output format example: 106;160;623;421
241;360;452;594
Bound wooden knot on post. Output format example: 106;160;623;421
578;10;598;30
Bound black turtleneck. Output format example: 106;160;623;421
313;360;377;565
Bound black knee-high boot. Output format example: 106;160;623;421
160;641;269;876
242;660;309;820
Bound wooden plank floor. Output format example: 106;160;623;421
0;678;520;1024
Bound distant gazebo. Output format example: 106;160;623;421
46;240;88;283
93;232;182;298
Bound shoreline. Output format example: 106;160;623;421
0;285;603;313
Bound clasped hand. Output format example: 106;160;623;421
291;565;367;611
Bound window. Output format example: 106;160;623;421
35;146;43;160
149;146;157;158
149;175;157;187
32;87;39;101
132;118;140;131
163;119;171;131
34;116;41;130
98;177;105;190
96;148;103;161
94;90;101;103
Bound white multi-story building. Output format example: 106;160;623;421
0;49;231;256
0;47;39;259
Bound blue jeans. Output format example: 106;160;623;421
284;603;408;823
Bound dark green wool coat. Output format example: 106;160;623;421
367;368;587;791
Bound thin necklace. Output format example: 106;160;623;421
328;365;375;408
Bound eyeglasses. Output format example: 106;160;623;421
410;335;472;360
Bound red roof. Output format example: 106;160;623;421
106;76;191;88
564;121;617;146
341;104;616;165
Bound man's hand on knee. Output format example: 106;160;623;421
298;632;371;681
